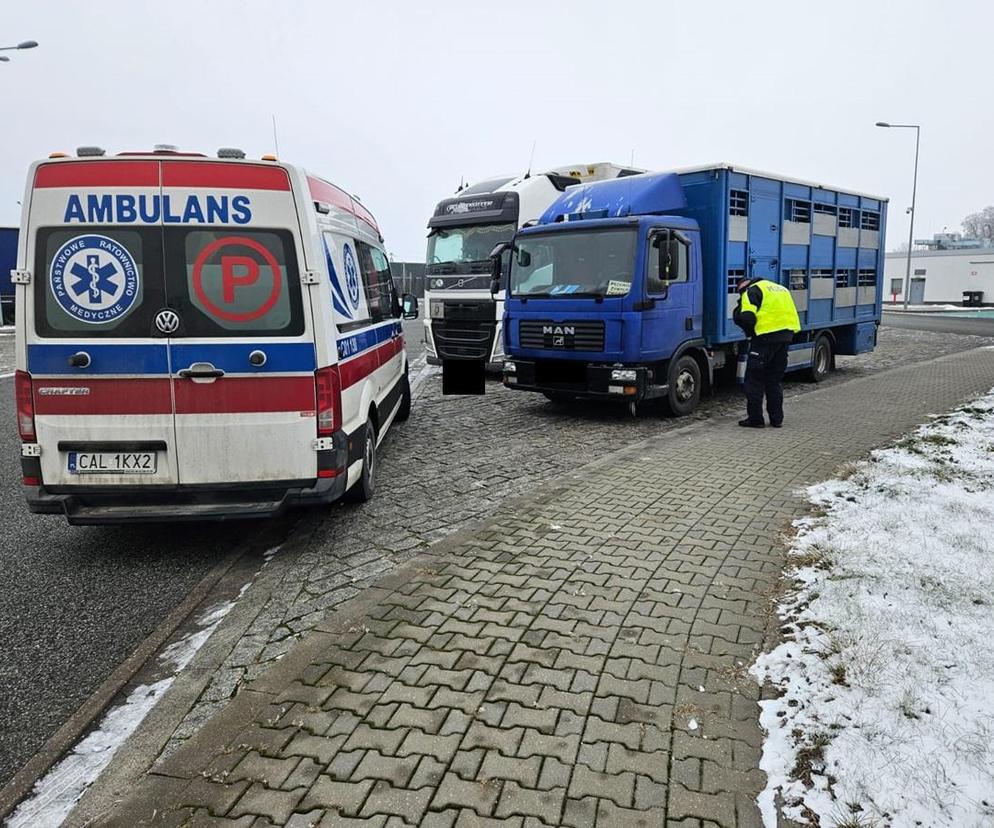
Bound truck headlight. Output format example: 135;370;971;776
503;361;516;373
430;300;445;319
611;368;637;382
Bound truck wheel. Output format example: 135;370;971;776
664;355;701;417
806;336;832;383
346;416;376;503
396;373;412;422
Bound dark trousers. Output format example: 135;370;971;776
744;340;789;424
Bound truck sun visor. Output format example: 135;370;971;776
539;172;688;224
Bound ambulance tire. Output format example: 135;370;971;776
663;355;701;417
396;373;412;422
346;416;377;504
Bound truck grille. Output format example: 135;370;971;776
433;321;496;360
518;320;605;352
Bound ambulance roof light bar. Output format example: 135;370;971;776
217;147;246;159
77;146;106;157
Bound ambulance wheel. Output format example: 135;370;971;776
346;417;376;503
396;373;412;422
663;355;701;417
806;336;832;383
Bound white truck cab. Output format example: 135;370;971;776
423;162;643;368
13;146;418;524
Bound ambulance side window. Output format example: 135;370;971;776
356;241;399;321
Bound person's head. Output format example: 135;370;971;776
737;276;753;294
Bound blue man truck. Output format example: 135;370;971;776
494;165;887;415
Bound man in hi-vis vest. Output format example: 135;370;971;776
732;276;801;428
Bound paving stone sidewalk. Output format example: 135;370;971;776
93;346;994;828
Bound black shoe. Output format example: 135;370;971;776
770;421;783;428
738;419;765;428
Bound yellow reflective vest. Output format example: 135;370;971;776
736;280;801;337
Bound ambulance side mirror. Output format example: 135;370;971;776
402;293;419;319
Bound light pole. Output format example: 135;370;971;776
876;121;920;309
0;40;38;63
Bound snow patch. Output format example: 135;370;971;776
751;389;994;827
8;600;237;828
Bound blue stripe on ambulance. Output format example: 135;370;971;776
28;343;170;375
170;342;317;373
337;321;401;361
27;342;317;375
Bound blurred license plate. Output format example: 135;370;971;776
67;451;157;474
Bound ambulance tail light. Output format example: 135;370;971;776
15;370;36;441
315;365;342;436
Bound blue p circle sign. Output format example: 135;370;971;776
50;234;140;324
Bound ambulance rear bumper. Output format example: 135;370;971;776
24;475;348;525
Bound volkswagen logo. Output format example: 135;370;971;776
154;309;180;335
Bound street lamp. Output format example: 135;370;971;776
0;40;38;63
876;121;920;309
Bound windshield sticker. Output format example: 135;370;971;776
191;235;282;323
342;243;361;311
49;234;140;324
606;280;630;296
549;284;580;295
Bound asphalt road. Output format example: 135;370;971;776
0;378;278;789
883;310;994;337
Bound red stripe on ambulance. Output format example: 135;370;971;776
34;161;159;188
338;337;403;390
173;376;315;415
33;378;172;416
162;162;291;191
307;176;379;233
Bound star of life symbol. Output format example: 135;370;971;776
50;234;140;324
343;244;361;310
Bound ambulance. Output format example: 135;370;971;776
13;145;418;524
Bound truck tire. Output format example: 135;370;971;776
345;416;377;503
664;355;701;417
396;373;412;422
806;336;832;383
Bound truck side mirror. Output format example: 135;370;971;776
489;241;510;294
656;234;670;299
402;293;419;319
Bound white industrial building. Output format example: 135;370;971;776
884;247;994;305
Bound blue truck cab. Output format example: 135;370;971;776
497;165;887;415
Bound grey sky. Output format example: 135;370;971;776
2;0;991;260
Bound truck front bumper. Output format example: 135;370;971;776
502;359;666;401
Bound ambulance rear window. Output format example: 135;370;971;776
34;227;164;337
164;228;304;337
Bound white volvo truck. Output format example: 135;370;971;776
423;163;642;369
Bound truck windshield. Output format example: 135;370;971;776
427;223;515;267
510;228;636;298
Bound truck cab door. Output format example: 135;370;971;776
640;228;700;359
